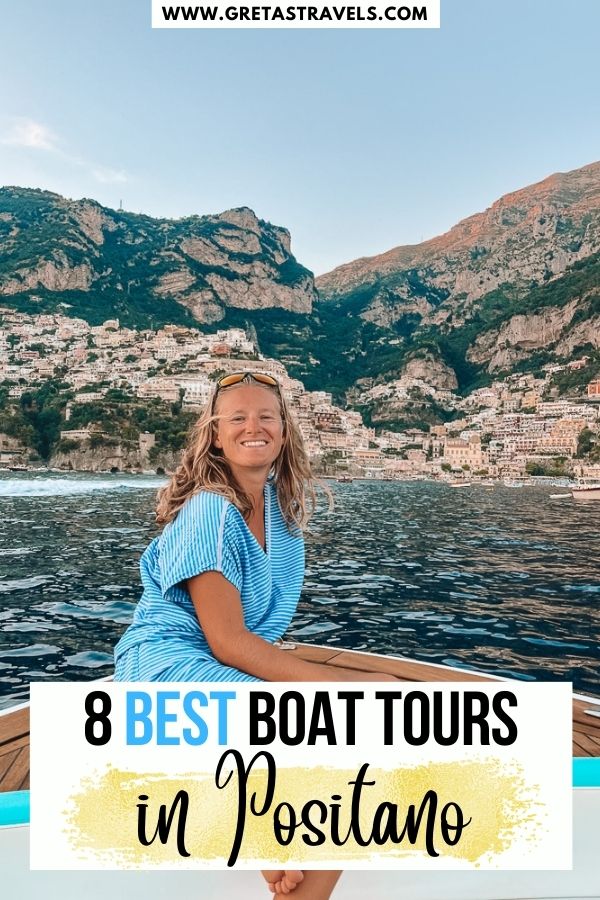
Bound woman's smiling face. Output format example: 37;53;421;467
213;384;285;474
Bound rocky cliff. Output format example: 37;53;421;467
2;161;600;428
48;443;180;473
316;162;600;319
0;188;315;326
309;161;600;421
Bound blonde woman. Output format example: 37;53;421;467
115;372;394;898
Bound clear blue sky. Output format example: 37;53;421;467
1;0;599;274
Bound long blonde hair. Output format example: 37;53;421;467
156;376;323;530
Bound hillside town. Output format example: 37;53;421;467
0;308;599;481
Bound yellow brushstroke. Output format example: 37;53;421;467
64;760;543;868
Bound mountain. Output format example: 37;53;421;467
311;161;600;421
1;163;600;427
0;187;315;328
317;162;600;311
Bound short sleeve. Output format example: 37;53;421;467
158;492;243;600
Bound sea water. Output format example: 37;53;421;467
0;473;598;708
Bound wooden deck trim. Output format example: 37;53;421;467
573;705;600;736
0;748;20;789
573;732;600;756
326;652;497;682
0;745;29;792
0;706;30;791
290;645;499;682
290;643;506;682
0;706;29;748
0;734;29;755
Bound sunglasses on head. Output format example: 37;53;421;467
211;372;283;420
216;372;280;390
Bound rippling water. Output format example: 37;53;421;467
0;473;599;708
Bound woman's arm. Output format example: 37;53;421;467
187;571;396;682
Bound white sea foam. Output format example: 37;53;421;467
0;477;165;497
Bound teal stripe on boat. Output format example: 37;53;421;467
573;758;600;787
0;791;30;827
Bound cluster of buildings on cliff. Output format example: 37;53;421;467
370;369;600;480
0;309;599;478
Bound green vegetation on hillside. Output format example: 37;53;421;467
0;380;70;459
220;250;600;421
4;287;204;330
0;379;197;461
1;187;599;425
66;396;196;454
526;458;572;477
548;353;600;396
0;187;313;331
576;426;600;461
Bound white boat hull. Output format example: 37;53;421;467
572;486;600;500
2;790;600;898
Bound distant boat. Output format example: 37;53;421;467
549;493;572;500
571;483;600;500
336;474;354;483
503;479;524;487
479;479;495;487
449;481;472;488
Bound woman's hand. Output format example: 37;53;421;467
187;571;400;682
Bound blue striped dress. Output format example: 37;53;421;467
114;481;304;682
